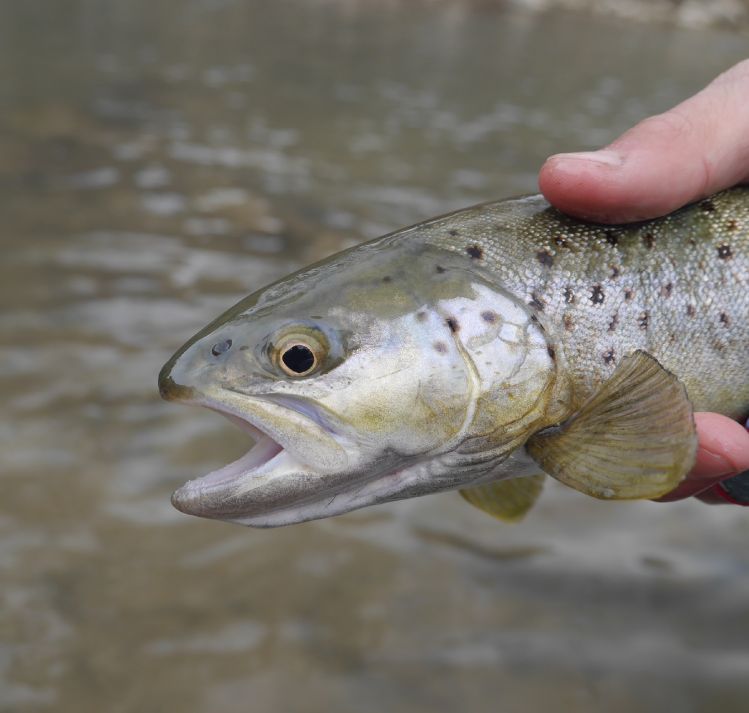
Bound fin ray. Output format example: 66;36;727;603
526;350;697;500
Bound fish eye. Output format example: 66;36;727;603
280;344;316;375
272;330;329;378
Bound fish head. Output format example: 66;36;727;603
159;240;555;526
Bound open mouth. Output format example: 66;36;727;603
169;392;350;522
191;411;284;491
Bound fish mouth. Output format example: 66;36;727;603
169;390;352;525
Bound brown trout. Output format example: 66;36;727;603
159;187;749;527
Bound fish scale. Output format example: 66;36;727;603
422;186;749;418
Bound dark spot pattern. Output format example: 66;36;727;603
416;311;428;322
449;229;459;237
643;233;655;249
638;312;649;330
554;235;569;248
466;245;483;260
528;292;545;311
435;265;446;274
609;265;620;279
481;311;497;324
660;282;673;298
700;199;715;212
608;313;619;332
605;231;618;247
590;285;605;305
446;317;459;333
624;289;634;301
547;345;556;361
563;287;575;304
563;314;574;331
720;313;730;326
239;345;249;351
434;341;448;353
687;304;696;317
603;349;615;365
727;219;738;231
717;244;733;260
536;249;554;267
382;275;392;283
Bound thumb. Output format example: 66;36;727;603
539;60;749;223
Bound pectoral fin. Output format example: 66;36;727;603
526;350;697;500
459;474;545;522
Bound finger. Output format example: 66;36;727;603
539;60;749;223
655;412;749;502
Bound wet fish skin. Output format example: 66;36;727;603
160;187;749;527
423;187;749;419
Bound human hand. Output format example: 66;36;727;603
538;60;749;504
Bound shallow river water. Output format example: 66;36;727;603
1;2;748;711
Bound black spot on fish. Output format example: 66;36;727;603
449;229;459;237
700;199;716;212
434;341;448;353
727;219;738;231
717;244;733;260
481;311;498;324
624;289;634;301
446;317;459;333
687;304;696;317
239;345;249;351
563;314;574;331
528;292;545;311
643;233;655;249
590;285;604;305
563;286;575;304
547;345;556;361
609;264;620;279
720;313;730;326
603;349;615;365
466;245;483;260
554;235;569;248
536;249;554;267
605;231;618;247
382;275;392;283
608;313;619;332
435;265;446;274
660;282;673;298
638;312;649;329
416;311;428;322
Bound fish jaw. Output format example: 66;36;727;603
164;387;368;525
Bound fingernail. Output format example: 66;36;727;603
547;150;623;168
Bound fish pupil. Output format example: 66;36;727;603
282;344;315;374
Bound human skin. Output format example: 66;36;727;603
538;59;749;502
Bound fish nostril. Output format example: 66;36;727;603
211;338;233;357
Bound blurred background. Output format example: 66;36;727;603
1;1;748;711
